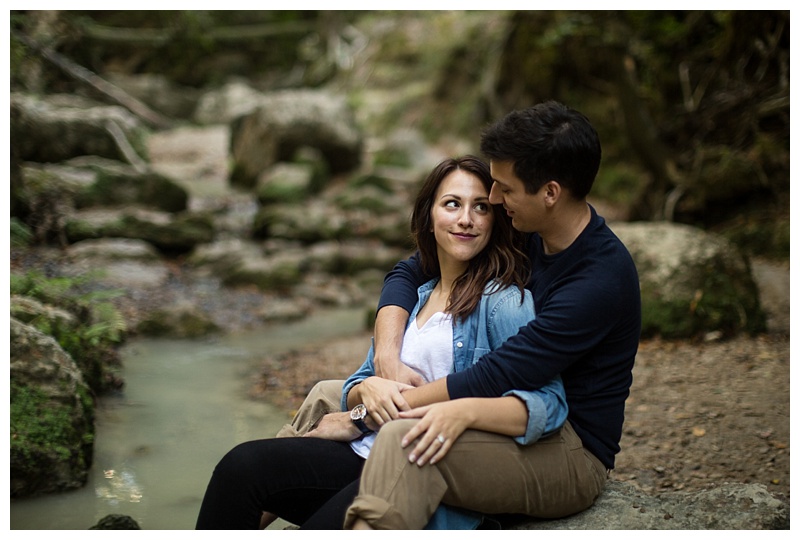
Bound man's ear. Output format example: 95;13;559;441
542;181;562;207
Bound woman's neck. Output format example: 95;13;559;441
437;260;467;299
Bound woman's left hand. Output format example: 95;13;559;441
398;401;472;466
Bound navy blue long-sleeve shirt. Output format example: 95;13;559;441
377;206;641;469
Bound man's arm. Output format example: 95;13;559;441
372;306;424;386
372;253;432;386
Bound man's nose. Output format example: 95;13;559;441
489;182;503;205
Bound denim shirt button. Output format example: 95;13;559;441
456;342;463;348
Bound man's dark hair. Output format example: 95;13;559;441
480;101;601;200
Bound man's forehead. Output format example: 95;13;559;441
489;160;519;184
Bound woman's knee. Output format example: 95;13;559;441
213;440;268;480
372;419;418;448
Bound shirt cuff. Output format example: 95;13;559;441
503;389;547;445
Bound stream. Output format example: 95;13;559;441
10;306;365;530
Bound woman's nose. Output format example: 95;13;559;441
457;208;473;227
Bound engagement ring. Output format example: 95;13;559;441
437;434;446;444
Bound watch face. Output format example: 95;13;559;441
350;404;367;421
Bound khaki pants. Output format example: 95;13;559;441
275;379;346;438
277;380;607;529
344;419;607;529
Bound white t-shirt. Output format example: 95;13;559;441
349;312;454;459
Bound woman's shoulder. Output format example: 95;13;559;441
481;280;532;308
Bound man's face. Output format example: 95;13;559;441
488;160;542;233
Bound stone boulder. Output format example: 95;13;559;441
253;199;412;249
136;303;221;338
64;207;214;255
193;79;268;125
64;238;171;289
89;514;141;530
508;480;788;530
611;221;767;339
256;162;322;205
106;72;200;120
10;318;94;498
20;157;188;213
229;89;363;189
10;93;149;163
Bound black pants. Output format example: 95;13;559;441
195;437;365;529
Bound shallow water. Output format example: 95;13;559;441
10;307;366;530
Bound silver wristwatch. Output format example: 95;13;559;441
350;403;371;435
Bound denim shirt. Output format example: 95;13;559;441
341;278;569;529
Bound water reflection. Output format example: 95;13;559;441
96;468;143;505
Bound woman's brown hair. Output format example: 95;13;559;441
410;155;530;322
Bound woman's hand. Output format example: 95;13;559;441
304;412;361;442
398;401;473;466
358;376;414;426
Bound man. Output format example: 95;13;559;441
342;101;641;528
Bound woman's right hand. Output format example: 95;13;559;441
358;376;415;426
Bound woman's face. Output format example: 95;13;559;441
431;169;493;272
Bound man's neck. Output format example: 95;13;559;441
541;202;591;255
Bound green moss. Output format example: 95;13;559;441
10;383;89;467
640;258;766;339
720;215;790;260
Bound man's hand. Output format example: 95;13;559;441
304;412;361;442
374;356;426;387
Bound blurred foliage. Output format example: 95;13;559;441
9;10;789;261
11;270;127;394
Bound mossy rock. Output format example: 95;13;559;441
613;221;767;339
10;319;95;497
136;306;220;338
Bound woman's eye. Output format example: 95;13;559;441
444;200;459;208
475;203;490;213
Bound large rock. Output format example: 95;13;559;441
509;480;788;530
229;89;363;189
193;80;267;125
64;238;171;289
10;93;149;163
611;221;767;338
10;318;94;498
20;157;188;213
65;207;214;254
252;199;412;249
106;73;200;120
136;303;221;338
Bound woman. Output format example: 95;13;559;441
195;156;567;529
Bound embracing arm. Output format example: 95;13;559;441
373;253;432;386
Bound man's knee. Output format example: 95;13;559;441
307;379;345;406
